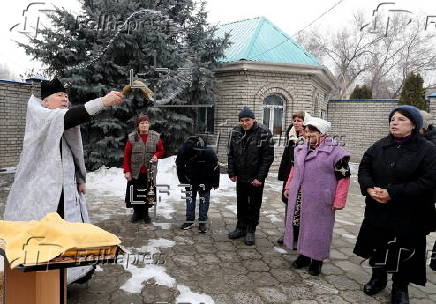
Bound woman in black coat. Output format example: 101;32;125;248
354;105;436;304
276;111;308;244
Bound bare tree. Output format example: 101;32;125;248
363;13;436;98
297;11;436;99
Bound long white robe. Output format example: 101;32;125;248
4;95;92;283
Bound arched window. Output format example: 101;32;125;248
263;94;284;135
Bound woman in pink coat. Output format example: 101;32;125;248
283;117;351;276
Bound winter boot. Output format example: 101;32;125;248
363;267;387;296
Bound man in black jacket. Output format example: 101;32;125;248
228;107;274;245
176;136;220;233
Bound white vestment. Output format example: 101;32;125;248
4;95;92;283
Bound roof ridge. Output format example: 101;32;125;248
245;17;266;59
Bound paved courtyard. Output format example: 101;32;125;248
1;165;436;304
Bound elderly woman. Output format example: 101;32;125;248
277;111;310;244
354;105;436;304
124;115;165;223
283;117;351;276
4;78;124;283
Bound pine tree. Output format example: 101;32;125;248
399;72;427;110
350;85;372;99
18;0;229;169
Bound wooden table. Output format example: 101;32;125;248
1;239;122;304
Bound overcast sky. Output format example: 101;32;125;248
1;0;436;79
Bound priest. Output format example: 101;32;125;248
3;78;124;283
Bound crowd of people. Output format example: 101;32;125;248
3;78;436;303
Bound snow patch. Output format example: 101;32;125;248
341;233;356;239
152;222;172;229
95;265;103;272
274;247;287;254
120;238;176;293
138;238;176;257
87;167;126;197
120;264;176;293
350;162;359;177
266;214;281;223
87;156;184;219
176;285;215;304
119;238;215;303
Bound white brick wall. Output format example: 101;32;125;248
0;82;40;167
327;100;398;162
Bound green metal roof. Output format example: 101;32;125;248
215;17;321;66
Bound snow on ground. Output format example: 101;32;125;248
350;162;359;177
137;238;176;257
87;156;238;220
176;285;215;304
120;263;176;293
86;167;126;197
119;238;214;303
273;247;287;254
266;214;281;223
120;238;177;293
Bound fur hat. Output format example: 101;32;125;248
41;78;66;100
305;116;331;134
389;105;423;130
238;107;255;119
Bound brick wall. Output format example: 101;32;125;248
327;100;398;162
0;80;40;168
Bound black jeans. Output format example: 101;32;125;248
236;181;264;232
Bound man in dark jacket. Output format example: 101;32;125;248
176;136;219;233
228;107;274;245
